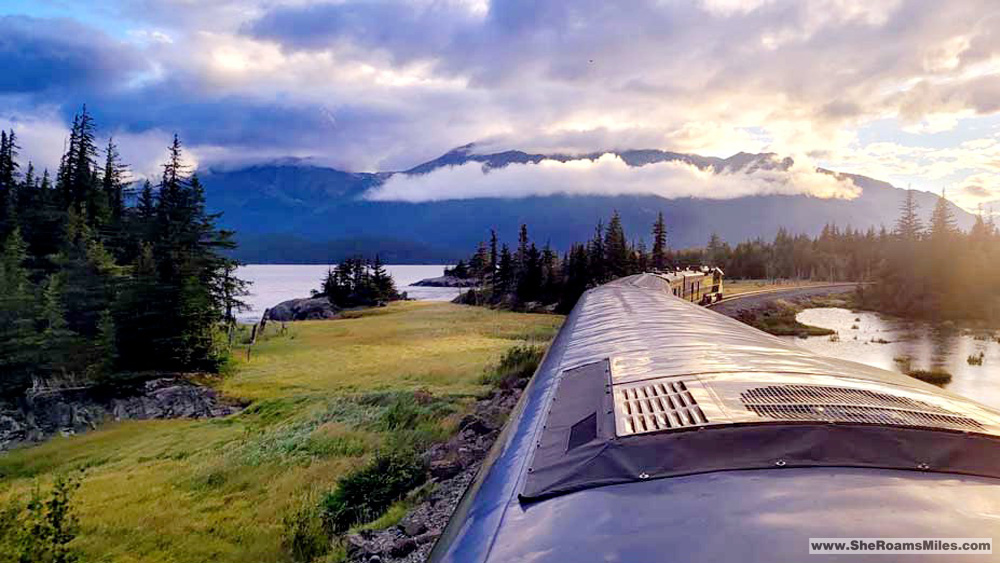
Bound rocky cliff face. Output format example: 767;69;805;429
0;378;240;451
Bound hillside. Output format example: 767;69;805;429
201;148;974;263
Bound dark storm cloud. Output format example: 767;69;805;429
245;1;478;62
0;15;146;94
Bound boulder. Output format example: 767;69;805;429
398;515;427;537
265;296;339;321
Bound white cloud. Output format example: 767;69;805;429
6;0;1000;201
366;153;860;202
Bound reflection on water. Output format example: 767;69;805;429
784;308;1000;410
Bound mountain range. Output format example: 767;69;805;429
201;146;974;263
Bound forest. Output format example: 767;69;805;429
450;193;1000;321
0;108;245;398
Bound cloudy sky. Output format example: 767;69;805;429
1;0;999;210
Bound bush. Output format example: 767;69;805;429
906;368;953;385
968;352;985;366
319;450;427;533
281;501;330;563
480;345;545;389
0;474;82;563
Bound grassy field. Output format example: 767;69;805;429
0;302;563;563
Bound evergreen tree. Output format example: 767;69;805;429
588;220;606;283
0;110;247;395
603;211;629;280
558;243;590;312
895;189;924;241
651;212;667;270
517;243;543;303
496;244;514;295
515;224;529;279
370;254;396;302
0;130;20;240
0;228;37;394
705;233;726;269
470;241;489;280
929;190;958;241
488;229;498;282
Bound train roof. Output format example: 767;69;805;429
654;267;722;282
430;274;1000;563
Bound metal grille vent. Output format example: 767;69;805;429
616;380;708;436
740;385;984;432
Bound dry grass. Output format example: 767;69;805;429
723;279;832;297
0;301;562;563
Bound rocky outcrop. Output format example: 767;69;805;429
344;386;522;563
0;378;240;451
411;276;479;288
265;296;339;321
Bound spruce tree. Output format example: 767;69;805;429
0;228;37;394
488;229;498;282
895;190;924;241
496;244;514;296
929;190;957;241
651;211;667;270
603;211;629;279
588;220;606;283
0;130;20;240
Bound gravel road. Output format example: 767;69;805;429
709;284;859;318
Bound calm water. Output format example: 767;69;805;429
784;308;1000;409
235;264;459;322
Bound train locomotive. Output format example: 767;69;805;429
429;273;1000;563
656;266;725;304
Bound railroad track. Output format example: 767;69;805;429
708;282;862;308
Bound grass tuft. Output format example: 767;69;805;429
480;345;546;388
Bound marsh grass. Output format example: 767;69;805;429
0;301;562;563
906;368;953;385
736;299;836;337
892;355;953;384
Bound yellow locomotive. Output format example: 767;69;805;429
655;266;724;305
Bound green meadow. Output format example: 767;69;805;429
0;302;562;563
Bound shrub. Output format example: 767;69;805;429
480;345;545;388
319;450;427;533
906;368;952;385
281;501;330;563
968;352;985;366
0;474;82;563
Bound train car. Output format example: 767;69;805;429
429;273;1000;563
658;266;724;304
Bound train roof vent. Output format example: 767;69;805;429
614;379;710;436
740;384;985;432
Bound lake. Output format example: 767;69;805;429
784;307;1000;410
235;264;459;322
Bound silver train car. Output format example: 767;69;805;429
429;274;1000;563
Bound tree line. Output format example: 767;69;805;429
451;211;669;313
0;107;246;397
450;193;1000;321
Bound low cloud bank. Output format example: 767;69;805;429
364;153;861;202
